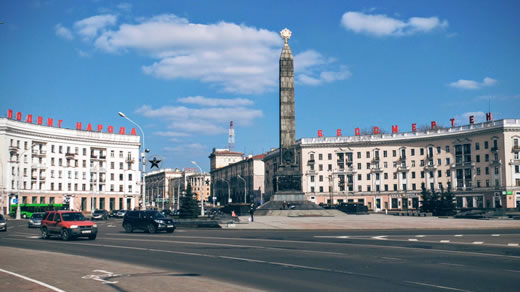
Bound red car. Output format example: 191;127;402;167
41;211;98;240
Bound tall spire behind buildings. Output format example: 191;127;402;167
228;121;235;151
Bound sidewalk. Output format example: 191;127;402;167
221;211;520;230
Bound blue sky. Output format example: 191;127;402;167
1;0;519;171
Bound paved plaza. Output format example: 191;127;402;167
224;211;520;230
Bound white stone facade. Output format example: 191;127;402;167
1;117;141;214
264;119;520;210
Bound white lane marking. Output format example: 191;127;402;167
439;263;465;267
504;269;520;273
107;225;116;228
491;234;500;237
415;235;426;238
440;240;450;243
381;257;403;261
27;236;40;239
0;268;66;292
408;238;418;242
82;270;121;284
507;243;519;247
406;280;471;292
472;242;483;245
314;235;349;239
372;236;387;240
454;234;463;237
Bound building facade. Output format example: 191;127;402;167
168;170;211;209
145;169;184;210
0;117;141;214
264;119;520;211
210;149;265;206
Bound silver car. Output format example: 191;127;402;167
0;214;7;231
28;212;45;228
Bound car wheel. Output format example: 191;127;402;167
88;234;97;240
124;223;133;233
147;223;156;234
41;228;50;239
61;229;71;241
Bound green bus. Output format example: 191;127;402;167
10;203;69;218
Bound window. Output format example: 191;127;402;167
110;150;114;157
495;167;499;175
357;174;362;181
392;150;397;157
319;186;324;192
357;163;361;169
420;148;424;155
59;146;63;153
319;154;323;160
119;174;124;181
111;162;115;169
366;151;370;158
446;158;451;165
412;172;416;178
484;141;489;149
319;164;323;171
367;185;371;192
437;159;442;166
119;162;124;170
310;176;314;182
420;160;425;166
119;151;124;158
438;170;442;177
384;162;388;168
393;184;397;191
411;149;415;156
485;154;489;162
476;155;480;163
476;168;481;175
328;153;332;160
393;173;397;179
51;145;55;153
383;151;387;157
475;143;480;150
366;174;371;180
366;163;370;169
437;146;441;154
328;164;332;171
485;167;489;175
319;175;323;182
421;171;425;178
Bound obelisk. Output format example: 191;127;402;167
273;28;305;201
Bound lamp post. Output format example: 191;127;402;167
328;173;333;208
215;178;230;205
15;143;36;219
119;112;147;210
191;161;205;216
237;175;247;203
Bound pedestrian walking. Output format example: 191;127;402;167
249;203;255;222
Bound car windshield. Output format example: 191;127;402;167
148;211;166;219
61;213;86;221
93;210;105;214
31;213;44;219
0;214;4;220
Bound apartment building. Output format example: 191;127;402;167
264;119;520;211
209;148;265;206
0;115;141;214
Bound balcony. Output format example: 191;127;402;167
126;157;135;163
65;152;76;159
424;163;437;170
370;166;382;173
426;154;434;161
398;156;406;161
372;157;380;163
491;147;498;153
90;154;98;159
99;155;107;160
397;165;410;172
308;159;315;164
490;159;502;166
9;145;20;152
512;145;520;152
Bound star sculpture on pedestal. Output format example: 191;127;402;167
280;28;292;43
149;157;161;169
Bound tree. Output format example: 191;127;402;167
438;185;456;216
420;186;435;213
179;183;199;219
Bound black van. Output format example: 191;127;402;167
122;210;175;233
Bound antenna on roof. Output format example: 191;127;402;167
228;121;235;151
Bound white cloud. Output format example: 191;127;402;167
153;131;190;137
341;11;448;37
178;96;254;107
74;14;117;40
117;3;132;12
449;77;497;90
76;49;90;57
164;143;206;152
55;23;74;40
456;111;486;124
56;13;347;94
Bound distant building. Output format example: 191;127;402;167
264;119;520;210
209;148;265;206
168;170;211;209
145;169;184;210
1;116;140;214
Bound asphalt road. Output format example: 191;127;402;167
1;218;520;292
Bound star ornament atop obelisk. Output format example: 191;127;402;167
280;28;292;43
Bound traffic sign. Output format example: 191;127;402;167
13;198;18;204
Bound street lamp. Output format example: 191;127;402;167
237;175;247;203
191;161;205;216
119;112;147;210
215;178;230;205
15;143;36;219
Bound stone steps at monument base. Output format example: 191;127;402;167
257;200;322;211
255;209;347;217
